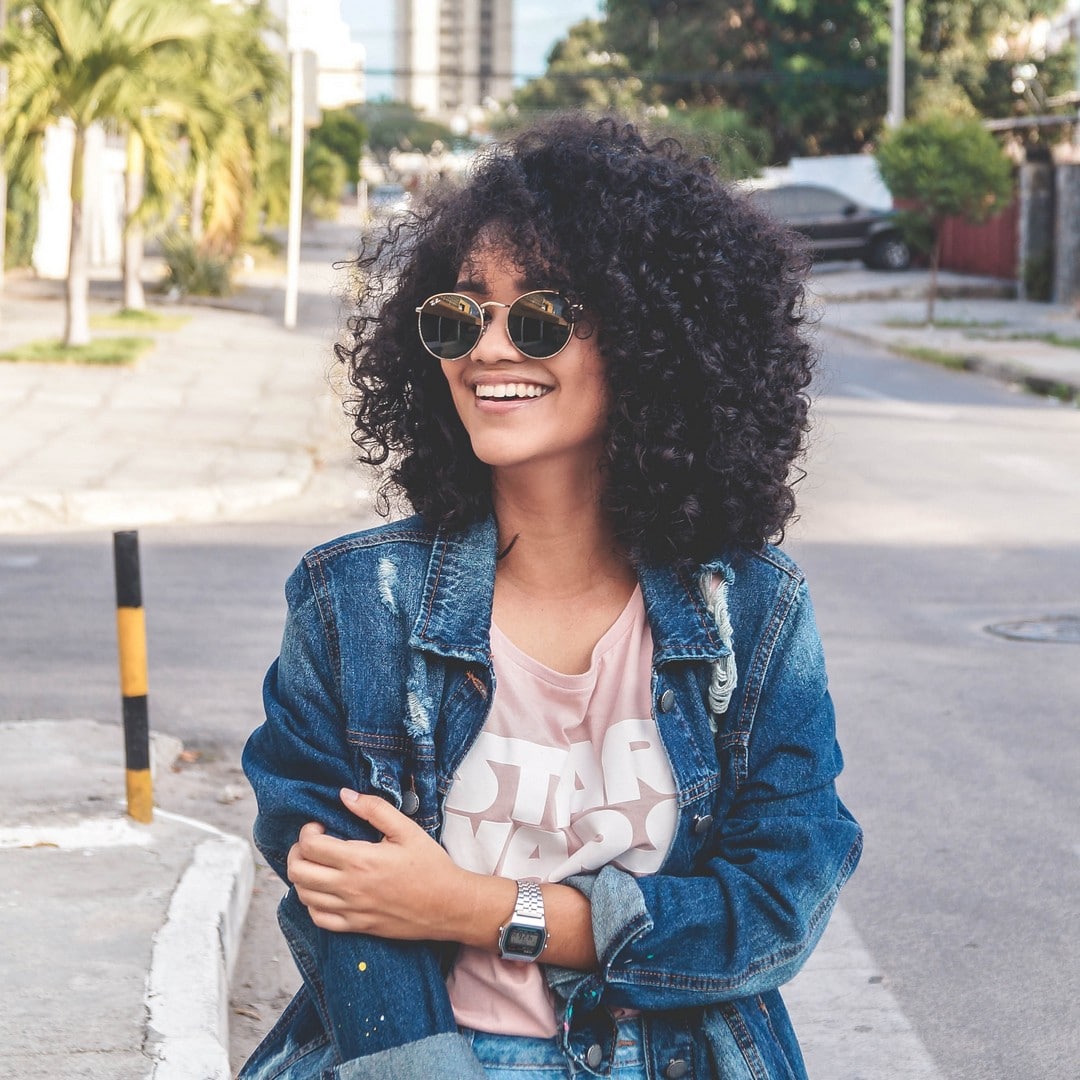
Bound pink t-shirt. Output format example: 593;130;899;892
442;586;677;1037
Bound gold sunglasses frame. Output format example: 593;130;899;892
414;290;581;361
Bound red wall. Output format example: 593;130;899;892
896;195;1019;279
938;200;1019;279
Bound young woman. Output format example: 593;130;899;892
242;114;862;1080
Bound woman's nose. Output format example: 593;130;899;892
470;304;521;363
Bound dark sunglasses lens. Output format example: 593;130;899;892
507;292;574;358
418;294;483;359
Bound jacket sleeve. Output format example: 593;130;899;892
242;560;485;1076
548;579;862;1013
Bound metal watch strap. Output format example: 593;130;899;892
498;879;547;961
514;880;545;921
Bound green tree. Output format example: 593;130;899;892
309;107;368;186
3;144;38;269
120;2;283;308
303;142;347;218
360;101;461;158
906;1;1069;123
510;19;646;118
503;19;771;179
876;110;1014;323
0;0;215;345
189;1;285;256
524;1;1071;161
651;106;772;179
604;0;891;159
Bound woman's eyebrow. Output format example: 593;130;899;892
453;277;488;294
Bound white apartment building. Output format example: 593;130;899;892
266;0;367;109
394;0;513;121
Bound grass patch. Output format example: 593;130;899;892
90;308;190;332
889;343;971;370
883;317;1007;330
1023;375;1080;404
0;336;155;366
1000;330;1080;350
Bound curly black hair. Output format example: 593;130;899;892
339;113;817;565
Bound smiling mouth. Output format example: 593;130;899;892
474;383;552;400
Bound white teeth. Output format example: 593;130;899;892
474;383;550;400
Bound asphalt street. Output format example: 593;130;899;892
2;257;1079;1076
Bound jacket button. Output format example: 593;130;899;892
658;689;676;713
664;1060;689;1079
585;1043;603;1068
692;813;713;835
400;790;420;816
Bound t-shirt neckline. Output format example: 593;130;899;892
490;584;645;689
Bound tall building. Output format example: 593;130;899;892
262;0;367;109
395;0;513;120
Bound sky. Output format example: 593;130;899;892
340;0;604;100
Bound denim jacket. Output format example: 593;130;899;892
241;515;862;1080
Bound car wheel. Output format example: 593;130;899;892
867;233;911;271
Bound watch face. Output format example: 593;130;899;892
503;925;546;958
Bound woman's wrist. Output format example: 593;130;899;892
443;872;597;971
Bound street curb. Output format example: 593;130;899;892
824;322;1080;404
145;815;255;1080
0;471;314;534
813;279;1017;305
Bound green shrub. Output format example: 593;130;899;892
162;234;233;297
5;178;38;269
1022;251;1053;302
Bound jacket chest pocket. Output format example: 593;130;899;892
347;732;439;833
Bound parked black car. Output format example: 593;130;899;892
749;183;912;271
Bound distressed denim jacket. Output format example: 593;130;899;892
241;515;862;1080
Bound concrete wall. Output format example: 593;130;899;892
1053;163;1080;304
33;121;125;279
1018;162;1054;301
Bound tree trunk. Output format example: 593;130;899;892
123;129;146;311
190;159;206;244
64;126;91;348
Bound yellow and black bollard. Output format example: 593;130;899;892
113;530;152;823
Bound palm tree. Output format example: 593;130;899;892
0;0;213;345
188;1;285;257
121;2;283;308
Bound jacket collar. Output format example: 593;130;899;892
410;516;730;665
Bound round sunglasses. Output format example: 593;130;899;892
415;290;580;361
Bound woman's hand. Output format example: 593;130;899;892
288;788;477;940
289;788;598;968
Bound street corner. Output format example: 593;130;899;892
0;718;182;828
0;717;254;1080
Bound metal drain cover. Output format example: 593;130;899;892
986;616;1080;643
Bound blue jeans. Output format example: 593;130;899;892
461;1018;648;1078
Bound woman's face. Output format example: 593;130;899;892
437;243;609;480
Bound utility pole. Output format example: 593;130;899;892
284;0;310;331
1074;5;1080;146
284;45;304;330
887;0;905;129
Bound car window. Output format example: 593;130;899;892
795;186;849;215
754;187;798;217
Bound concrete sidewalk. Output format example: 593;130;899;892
0;217;362;533
0;218;363;1078
0;254;1073;1078
0;720;253;1080
812;265;1080;401
3;257;1079;537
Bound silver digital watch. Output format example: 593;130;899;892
497;880;548;962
